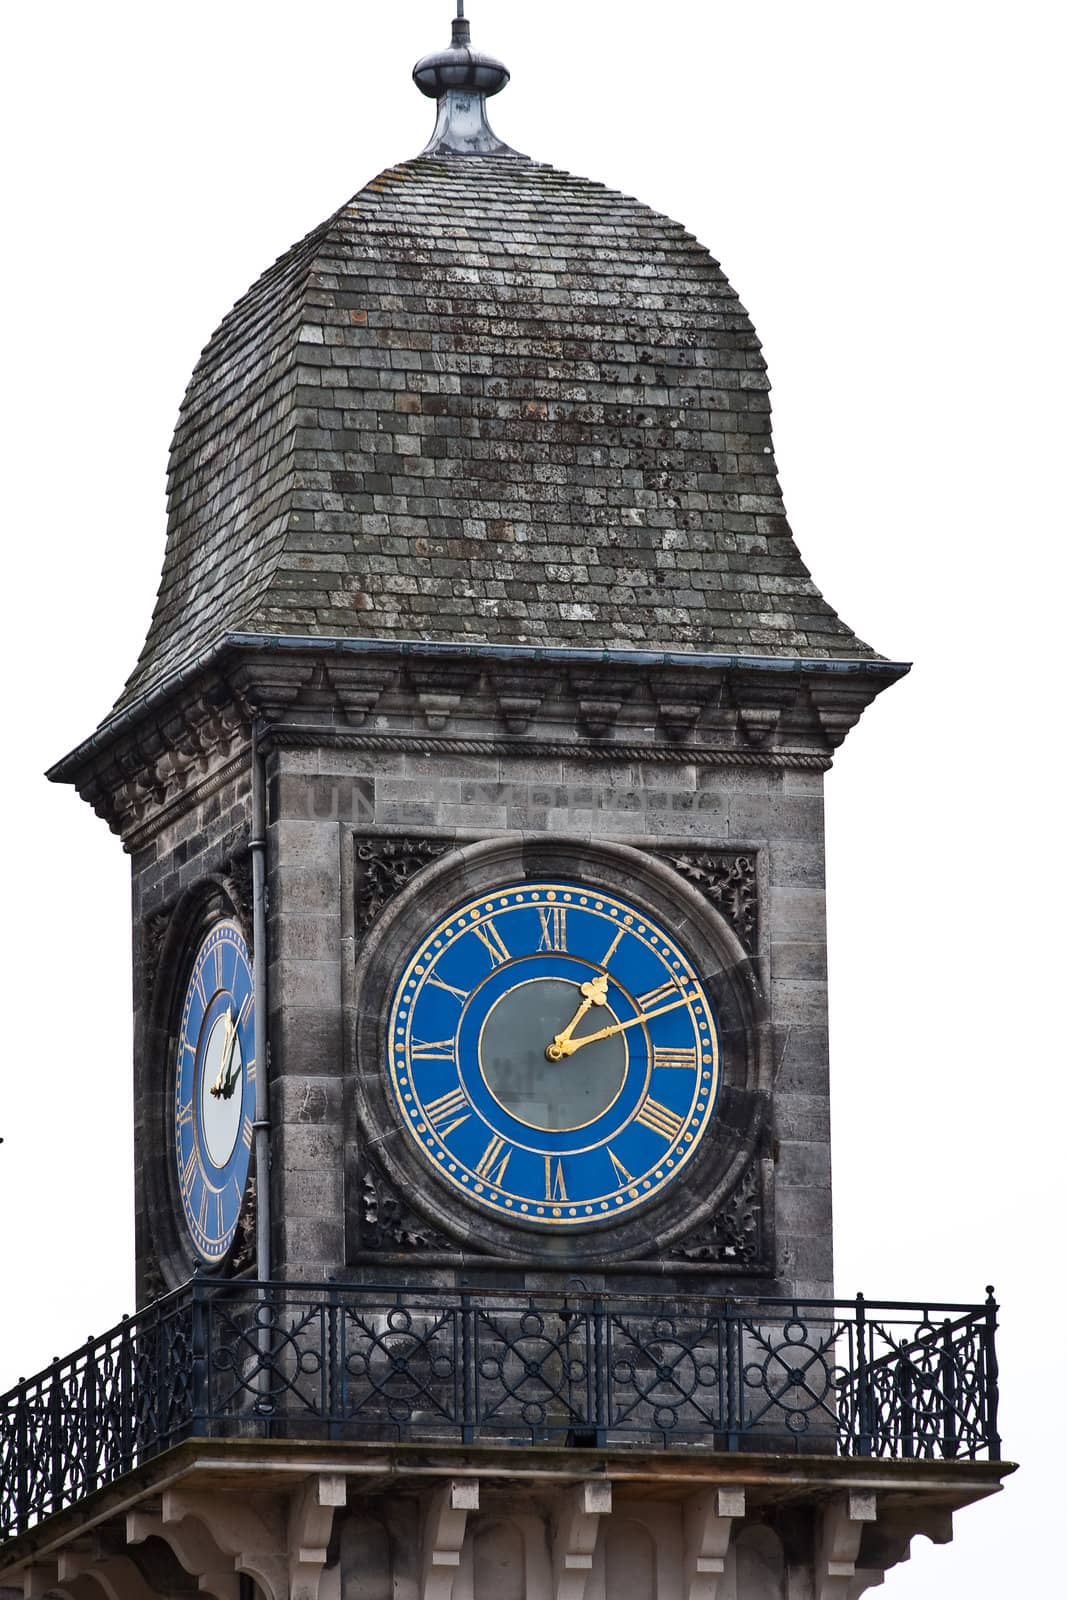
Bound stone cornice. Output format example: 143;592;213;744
48;636;908;845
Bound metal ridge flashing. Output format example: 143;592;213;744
47;632;910;784
222;632;911;678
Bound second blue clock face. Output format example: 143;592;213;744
388;883;721;1226
173;920;255;1262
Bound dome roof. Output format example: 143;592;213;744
117;31;877;715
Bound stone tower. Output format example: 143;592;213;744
1;12;1009;1600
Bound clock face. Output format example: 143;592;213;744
173;919;255;1262
388;882;721;1226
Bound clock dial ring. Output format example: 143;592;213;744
172;918;255;1263
388;882;721;1227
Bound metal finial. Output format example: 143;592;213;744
413;3;523;159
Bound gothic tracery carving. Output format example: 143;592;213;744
354;836;454;938
666;1154;768;1267
359;1165;455;1254
651;848;758;953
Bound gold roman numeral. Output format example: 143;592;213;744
472;919;510;967
426;973;470;1003
194;971;208;1008
180;1148;198;1194
653;1046;698;1070
176;1102;194;1128
607;1147;633;1185
600;927;625;967
538;907;568;952
411;1037;457;1063
637;978;682;1012
635;1098;685;1142
424;1087;471;1138
198;1188;209;1233
241;1116;254;1150
544;1157;568;1202
475;1135;512;1187
214;945;224;987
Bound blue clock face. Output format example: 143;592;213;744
388;883;721;1227
173;919;255;1262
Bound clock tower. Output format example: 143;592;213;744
1;11;1010;1600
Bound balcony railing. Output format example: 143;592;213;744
0;1280;1001;1542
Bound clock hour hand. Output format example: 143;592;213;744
545;973;608;1061
550;990;692;1057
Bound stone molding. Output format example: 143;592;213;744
50;643;901;843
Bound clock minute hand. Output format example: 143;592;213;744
552;991;693;1057
209;1009;235;1099
220;991;253;1098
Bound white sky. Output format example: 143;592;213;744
1;2;1063;1592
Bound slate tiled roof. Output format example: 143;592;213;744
118;155;876;711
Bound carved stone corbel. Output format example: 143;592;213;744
683;1486;745;1600
288;1475;346;1600
226;661;317;723
421;1479;479;1600
816;1493;878;1600
732;676;798;749
807;678;877;751
570;673;631;739
552;1481;612;1600
649;669;722;744
127;1506;239;1600
56;1551;168;1600
325;662;396;726
493;666;559;735
153;1488;287;1600
21;1563;59;1598
408;665;479;732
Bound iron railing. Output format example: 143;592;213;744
0;1281;1001;1542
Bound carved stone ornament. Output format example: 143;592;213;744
354;835;454;939
222;851;254;939
666;1152;768;1267
139;1250;167;1308
141;907;173;1008
359;1163;455;1254
230;1168;257;1276
651;847;758;953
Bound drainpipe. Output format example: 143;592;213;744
250;721;271;1283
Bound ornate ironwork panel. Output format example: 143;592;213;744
0;1283;1001;1545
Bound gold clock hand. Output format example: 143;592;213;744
545;974;608;1062
551;990;695;1057
221;990;254;1096
209;1008;236;1098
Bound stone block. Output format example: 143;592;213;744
776;1139;831;1189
